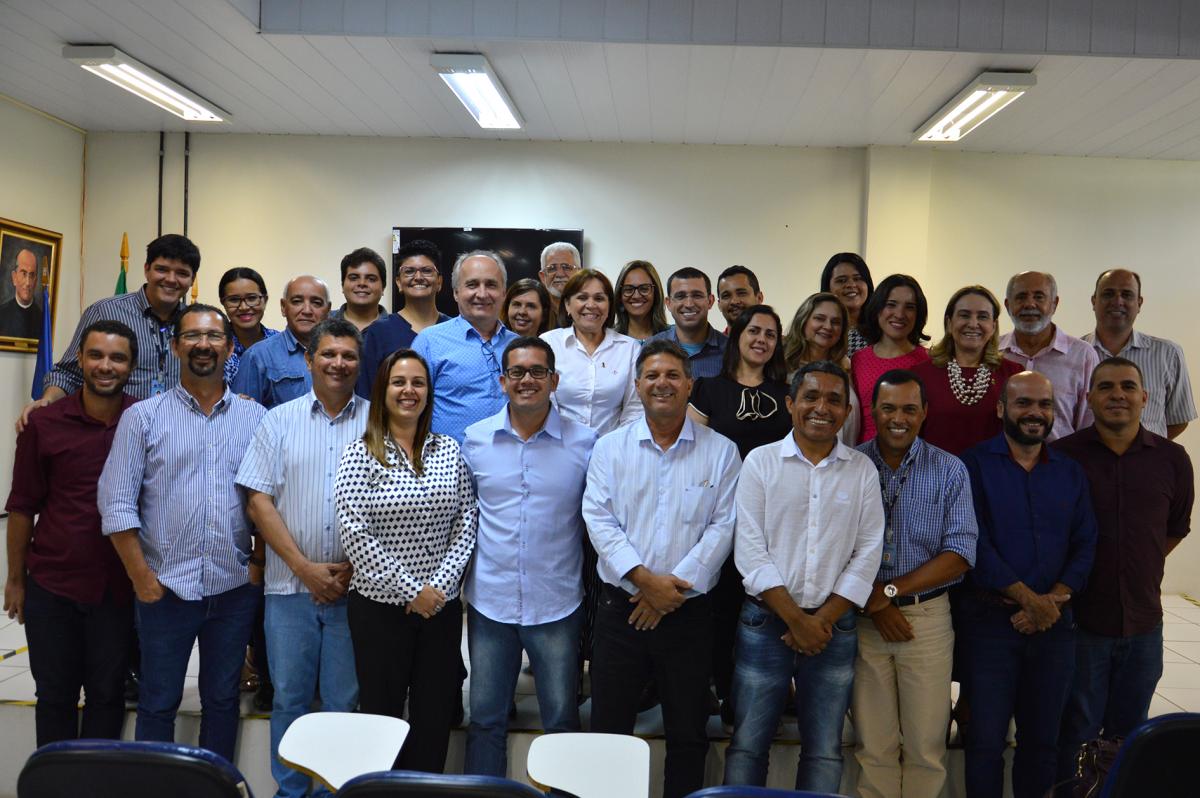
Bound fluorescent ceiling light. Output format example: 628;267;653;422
63;45;229;123
430;53;522;130
915;71;1035;143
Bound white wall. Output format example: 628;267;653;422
0;98;84;491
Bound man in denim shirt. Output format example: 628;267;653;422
232;275;330;408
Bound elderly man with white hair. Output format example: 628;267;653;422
539;241;581;320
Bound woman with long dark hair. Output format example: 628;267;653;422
819;253;874;357
614;260;669;341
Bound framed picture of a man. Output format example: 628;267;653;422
0;218;61;353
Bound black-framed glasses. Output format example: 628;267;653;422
178;331;228;344
504;366;553;380
221;293;264;309
399;266;438;279
620;284;654;298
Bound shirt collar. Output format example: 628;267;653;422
172;383;233;414
635;415;696;450
984;431;1054;464
863;436;924;473
453;314;508;342
281;327;305;353
1000;326;1069;356
135;286;183;324
665;324;724;351
306;389;361;421
780;430;851;466
489;403;565;441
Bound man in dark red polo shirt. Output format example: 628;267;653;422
1055;356;1194;779
4;319;139;745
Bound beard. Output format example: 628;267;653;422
1011;313;1052;335
1003;412;1053;445
186;347;220;377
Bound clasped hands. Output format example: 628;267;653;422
1009;591;1070;634
407;584;447;619
627;570;691;631
298;560;353;604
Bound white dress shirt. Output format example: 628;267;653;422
735;432;884;609
583;417;741;595
541;326;644;435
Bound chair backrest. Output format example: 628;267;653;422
1099;712;1200;798
17;739;253;798
526;732;650;798
338;770;547;798
277;712;410;790
685;787;843;798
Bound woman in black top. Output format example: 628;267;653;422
686;304;790;724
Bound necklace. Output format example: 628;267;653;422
947;359;993;406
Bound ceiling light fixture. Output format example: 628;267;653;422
915;71;1035;143
63;45;229;123
430;53;522;130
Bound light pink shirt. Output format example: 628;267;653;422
999;325;1099;440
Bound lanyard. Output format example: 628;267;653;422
880;458;914;544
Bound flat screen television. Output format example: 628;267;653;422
391;227;585;317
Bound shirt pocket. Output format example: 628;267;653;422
681;484;718;527
265;365;307;403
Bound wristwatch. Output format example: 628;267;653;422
883;583;899;599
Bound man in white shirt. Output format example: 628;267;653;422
583;338;741;798
723;361;885;794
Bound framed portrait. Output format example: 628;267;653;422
0;218;61;353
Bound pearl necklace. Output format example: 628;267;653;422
947;359;993;406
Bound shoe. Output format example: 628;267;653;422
253;680;274;713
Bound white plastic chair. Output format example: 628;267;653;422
526;732;650;798
278;712;410;791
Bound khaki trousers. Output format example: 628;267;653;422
851;592;954;798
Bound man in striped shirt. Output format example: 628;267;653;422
18;234;198;432
1083;268;1196;439
237;317;367;798
98;303;266;763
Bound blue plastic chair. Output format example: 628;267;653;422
685;787;844;798
1098;711;1200;798
338;770;550;798
17;739;255;798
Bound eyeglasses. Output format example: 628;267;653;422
504;366;553;380
542;263;578;275
400;266;438;279
620;284;654;298
178;331;228;344
221;293;264;309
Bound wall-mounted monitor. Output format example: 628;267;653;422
391;227;585;317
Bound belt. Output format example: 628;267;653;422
895;586;949;607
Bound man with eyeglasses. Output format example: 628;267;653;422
358;239;449;398
538;242;581;320
650;267;728;379
412;250;518;442
19;234;200;432
233;275;331;409
99;304;267;762
461;336;597;777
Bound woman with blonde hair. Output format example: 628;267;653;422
782;292;860;445
613;260;669;341
336;348;478;773
914;285;1021;455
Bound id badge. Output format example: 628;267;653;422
150;378;165;396
880;539;897;567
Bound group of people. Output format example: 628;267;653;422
3;232;1195;798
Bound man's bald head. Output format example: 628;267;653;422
11;249;37;305
999;370;1055;444
280;275;331;340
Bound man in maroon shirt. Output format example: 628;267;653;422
1054;356;1194;780
4;320;139;745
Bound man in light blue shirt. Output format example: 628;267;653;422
461;336;597;777
232;275;331;408
99;304;266;762
236;318;368;798
583;338;741;798
412;250;517;442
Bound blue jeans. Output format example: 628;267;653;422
1056;623;1163;781
265;594;359;798
464;605;582;776
723;601;857;793
135;582;260;762
960;597;1075;798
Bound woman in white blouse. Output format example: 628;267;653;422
335;348;478;773
540;269;643;435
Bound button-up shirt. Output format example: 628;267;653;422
857;437;978;591
541;326;644;435
462;405;597;625
44;287;182;399
736;434;884;609
6;391;137;605
1000;326;1099;440
335;434;478;605
357;311;450;398
649;325;728;379
1082;330;1197;437
1054;425;1194;637
98;385;267;601
412;315;518;442
961;433;1098;596
224;325;279;384
583;417;740;596
231;327;311;409
235;391;370;596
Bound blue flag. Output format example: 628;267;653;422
31;285;51;400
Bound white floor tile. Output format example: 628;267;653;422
1162;622;1200;642
1161;595;1197;608
1154;687;1200;712
1162;606;1200;623
0;650;29;669
1166;641;1200;664
1149;692;1183;717
0;624;28;650
1163;647;1192;664
0;668;37;701
1156;661;1200;689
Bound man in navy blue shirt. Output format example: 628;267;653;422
959;370;1098;798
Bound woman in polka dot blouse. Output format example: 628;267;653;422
335;348;478;773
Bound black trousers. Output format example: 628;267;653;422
590;586;713;798
23;576;133;746
348;591;462;773
709;555;744;702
